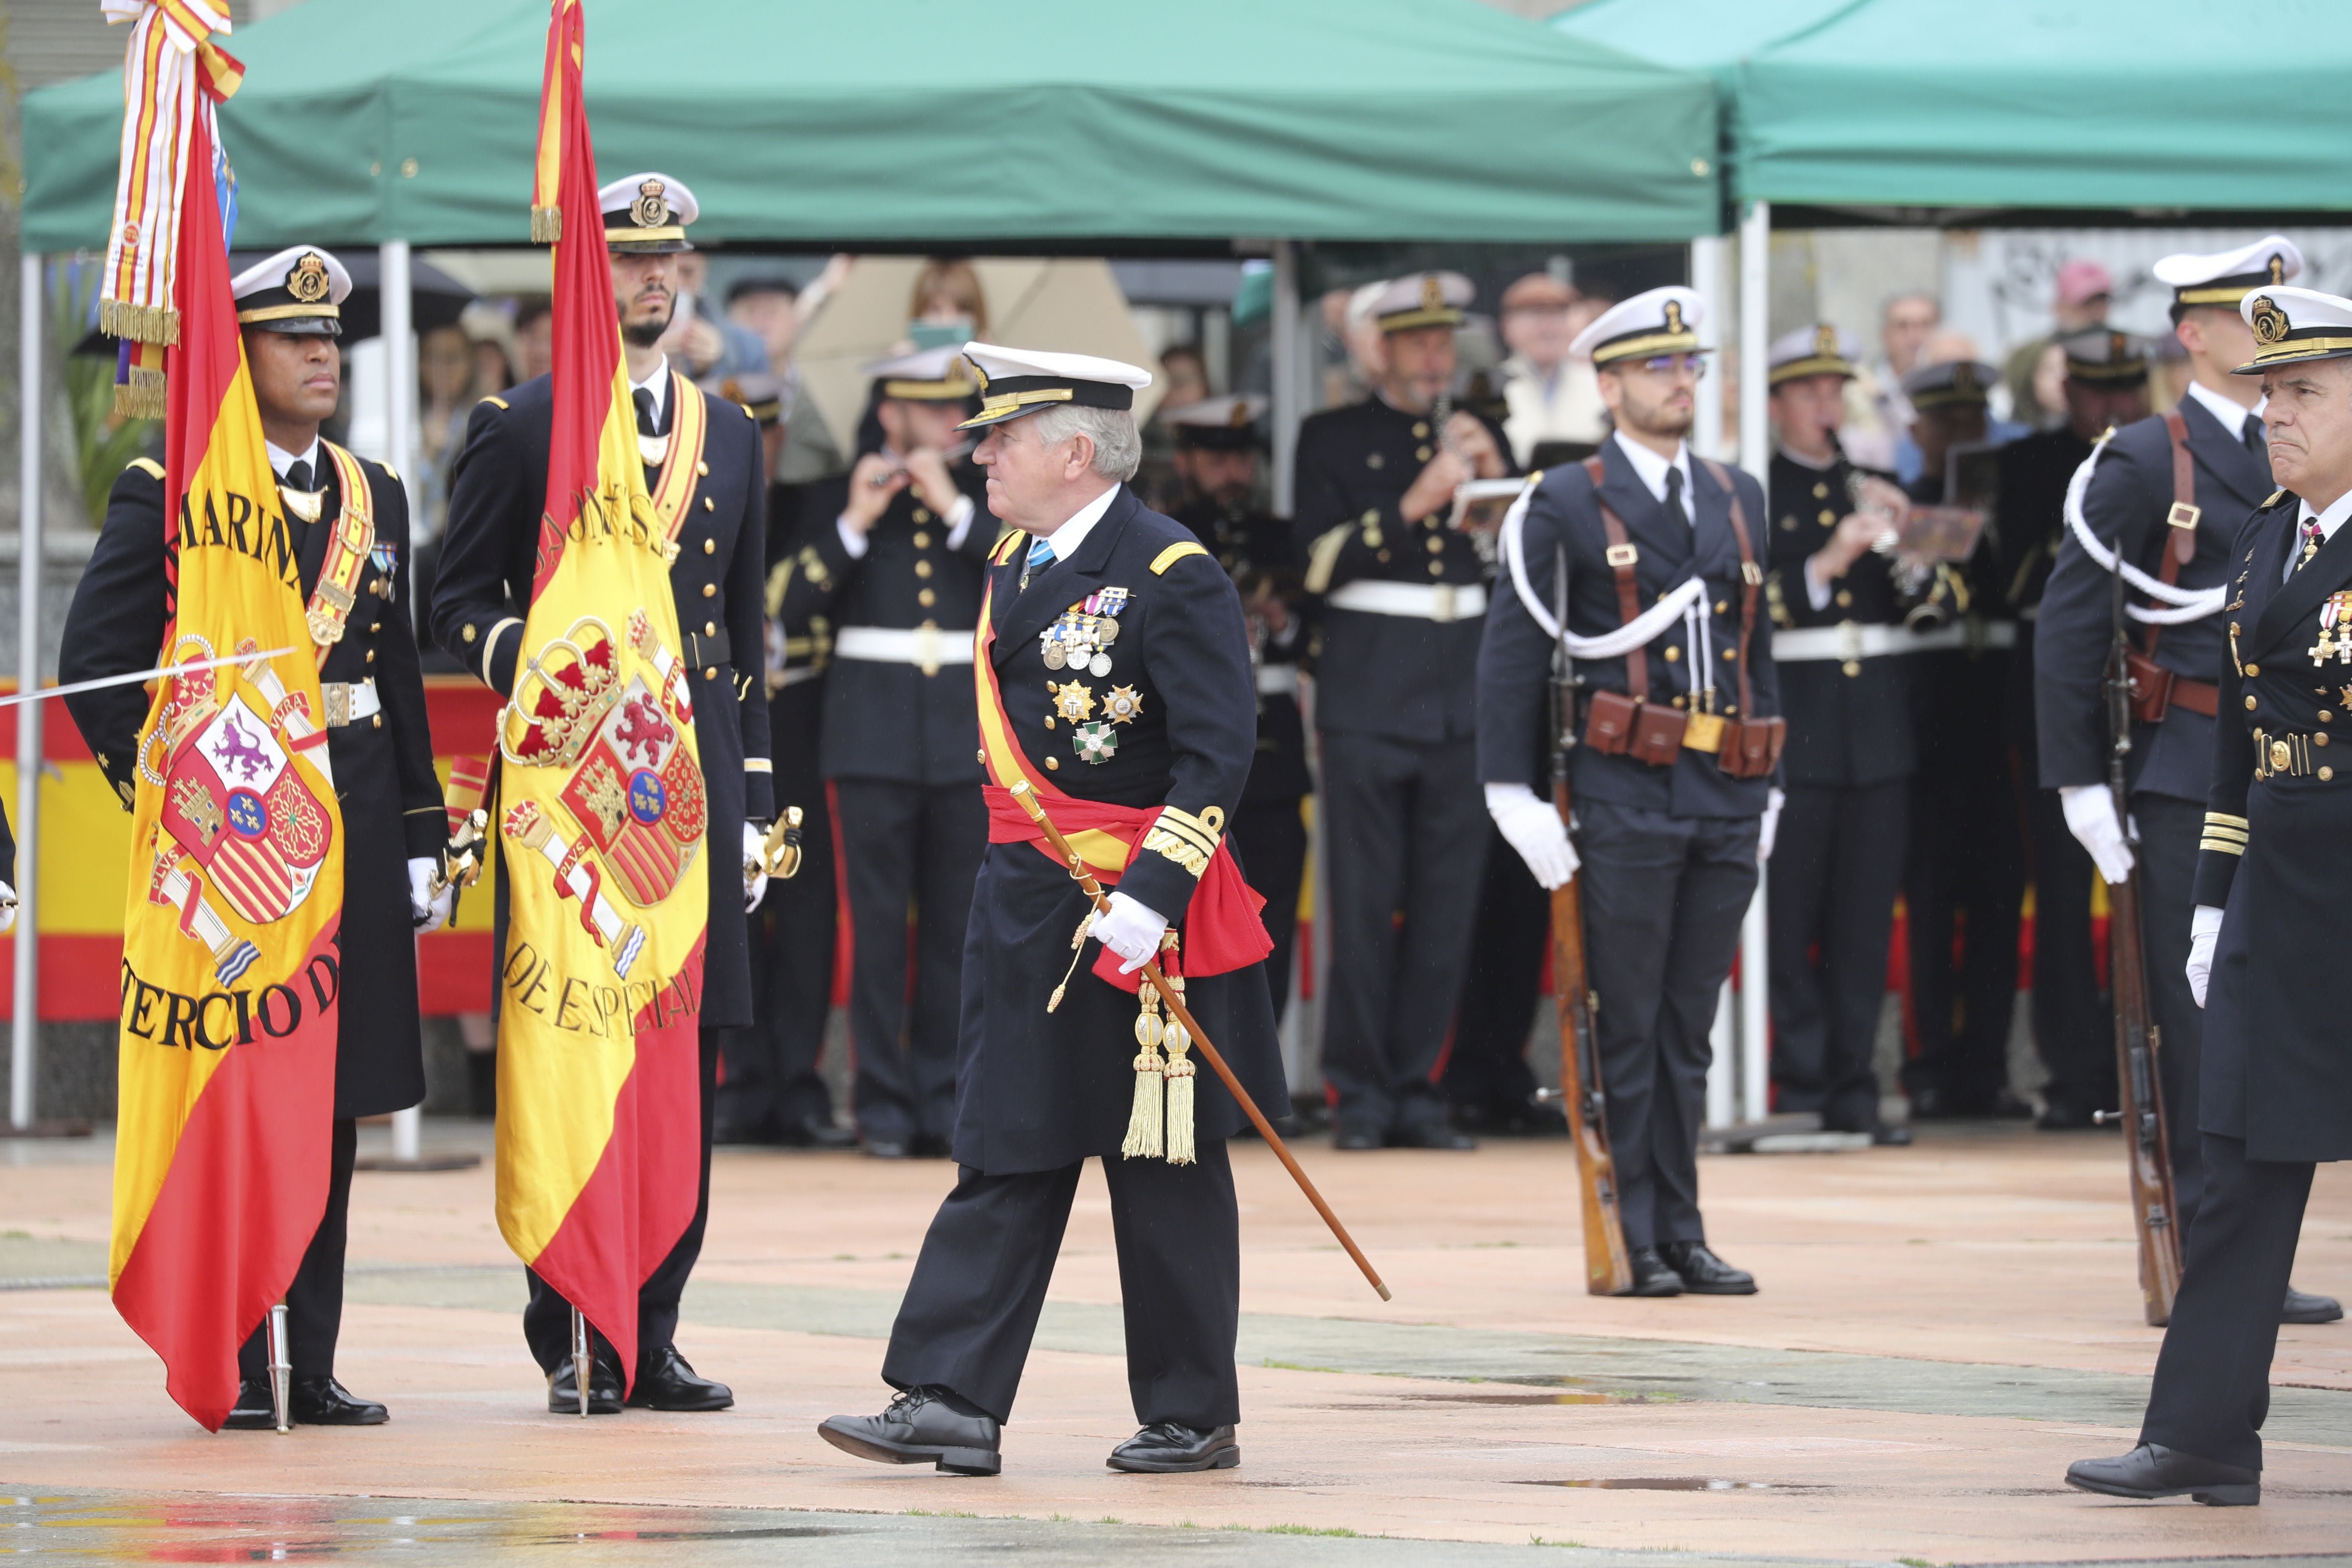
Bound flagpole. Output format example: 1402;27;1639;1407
12;251;43;1133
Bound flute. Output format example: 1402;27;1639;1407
867;439;976;486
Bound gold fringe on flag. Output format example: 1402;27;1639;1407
531;205;563;245
114;367;167;420
98;298;182;347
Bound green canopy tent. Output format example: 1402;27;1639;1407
26;0;1718;250
1555;0;2352;223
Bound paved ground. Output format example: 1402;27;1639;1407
3;1121;2349;1563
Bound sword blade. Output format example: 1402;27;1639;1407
0;647;296;710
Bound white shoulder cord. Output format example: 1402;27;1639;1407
1499;475;1707;657
2061;441;2228;625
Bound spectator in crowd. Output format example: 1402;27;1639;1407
1846;290;1941;471
1496;273;1609;468
727;275;804;373
514;298;554;383
416;323;475;539
1160;344;1211;410
908;257;990;343
662;250;769;380
2004;259;2113;427
729;273;850;483
463;304;518;401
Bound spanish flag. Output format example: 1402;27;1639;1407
106;41;346;1430
491;0;707;1387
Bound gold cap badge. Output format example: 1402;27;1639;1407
287;253;331;304
2251;295;2288;345
630;178;671;230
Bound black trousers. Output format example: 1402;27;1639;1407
837;778;986;1144
1317;729;1488;1133
2133;791;2208;1234
1574;798;1759;1251
719;723;839;1138
2139;1133;2314;1471
238;1117;358;1383
882;1144;1240;1428
1444;824;1549;1115
1229;795;1308;1028
522;1026;719;1375
2021;784;2108;1118
1904;716;2025;1110
1768;779;1908;1132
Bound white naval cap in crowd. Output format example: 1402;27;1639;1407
956;342;1153;430
864;344;980;399
1767;323;1862;386
2155;235;2303;312
1569;285;1706;368
1365;272;1473;334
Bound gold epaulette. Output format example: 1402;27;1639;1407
2264;488;2286;508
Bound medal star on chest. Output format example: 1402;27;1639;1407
1050;681;1096;724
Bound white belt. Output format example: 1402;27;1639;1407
1326;580;1488;624
1255;663;1300;698
832;625;976;668
1772;619;2017;662
320;678;380;727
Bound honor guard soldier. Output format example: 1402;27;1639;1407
1895;358;2030;1121
1761;325;1914;1145
433;172;772;1415
819;344;1287;1476
61;246;449;1427
1295;272;1512;1150
1162;395;1311;1023
1480;287;1782;1297
776;346;995;1158
1998;330;2150;1131
718;375;852;1149
2068;284;2352;1506
2037;240;2338;1323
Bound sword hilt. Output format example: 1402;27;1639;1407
758;805;805;880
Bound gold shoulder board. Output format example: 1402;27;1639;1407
125;457;165;481
479;394;510;410
1151;541;1209;576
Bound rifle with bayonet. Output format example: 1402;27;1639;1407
1547;542;1632;1296
2099;561;2183;1326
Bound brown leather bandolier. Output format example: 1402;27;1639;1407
1575;455;1783;778
2125;412;2218;722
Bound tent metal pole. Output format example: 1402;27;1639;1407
1736;201;1771;1124
381;239;414;511
1270;242;1300;518
1690;234;1727;462
12;252;43;1131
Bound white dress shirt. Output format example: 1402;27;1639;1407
2183;375;2266;438
266;436;322;484
1030;482;1121;563
629;352;671;428
2289;487;2352;581
1610;429;1694;524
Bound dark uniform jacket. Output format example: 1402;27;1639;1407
957;484;1285;1174
1171;496;1311;805
1766;447;1917;787
1479;441;1780;818
2193;494;2352;1162
780;456;995;787
2037;398;2269;802
1295;397;1510;744
63;453;441;1118
432;373;772;1029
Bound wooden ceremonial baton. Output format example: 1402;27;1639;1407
1007;781;1390;1302
2098;564;2183;1325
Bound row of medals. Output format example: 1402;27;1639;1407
1040;588;1130;677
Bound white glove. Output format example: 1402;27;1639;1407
1758;787;1786;864
2059;784;2135;885
0;880;16;936
742;822;770;913
1485;782;1577;890
1087;891;1168;975
407;857;453;932
2187;903;2223;1009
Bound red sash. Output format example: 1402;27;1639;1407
974;566;1272;992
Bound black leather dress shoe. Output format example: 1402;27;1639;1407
1660;1240;1757;1295
782;1117;857;1150
2066;1442;2259;1506
1332;1126;1383;1152
222;1378;279;1430
2284;1286;2344;1324
1387;1122;1476;1151
292;1377;387;1425
1627;1246;1684;1297
862;1135;911;1160
819;1386;1001;1475
1108;1422;1239;1472
1868;1123;1913;1146
629;1345;733;1411
547;1358;624;1415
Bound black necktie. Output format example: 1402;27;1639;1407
2245;414;2268;459
634;387;661;438
281;459;313;493
1663;466;1685;524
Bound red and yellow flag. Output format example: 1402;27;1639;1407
107;75;345;1431
491;0;707;1386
